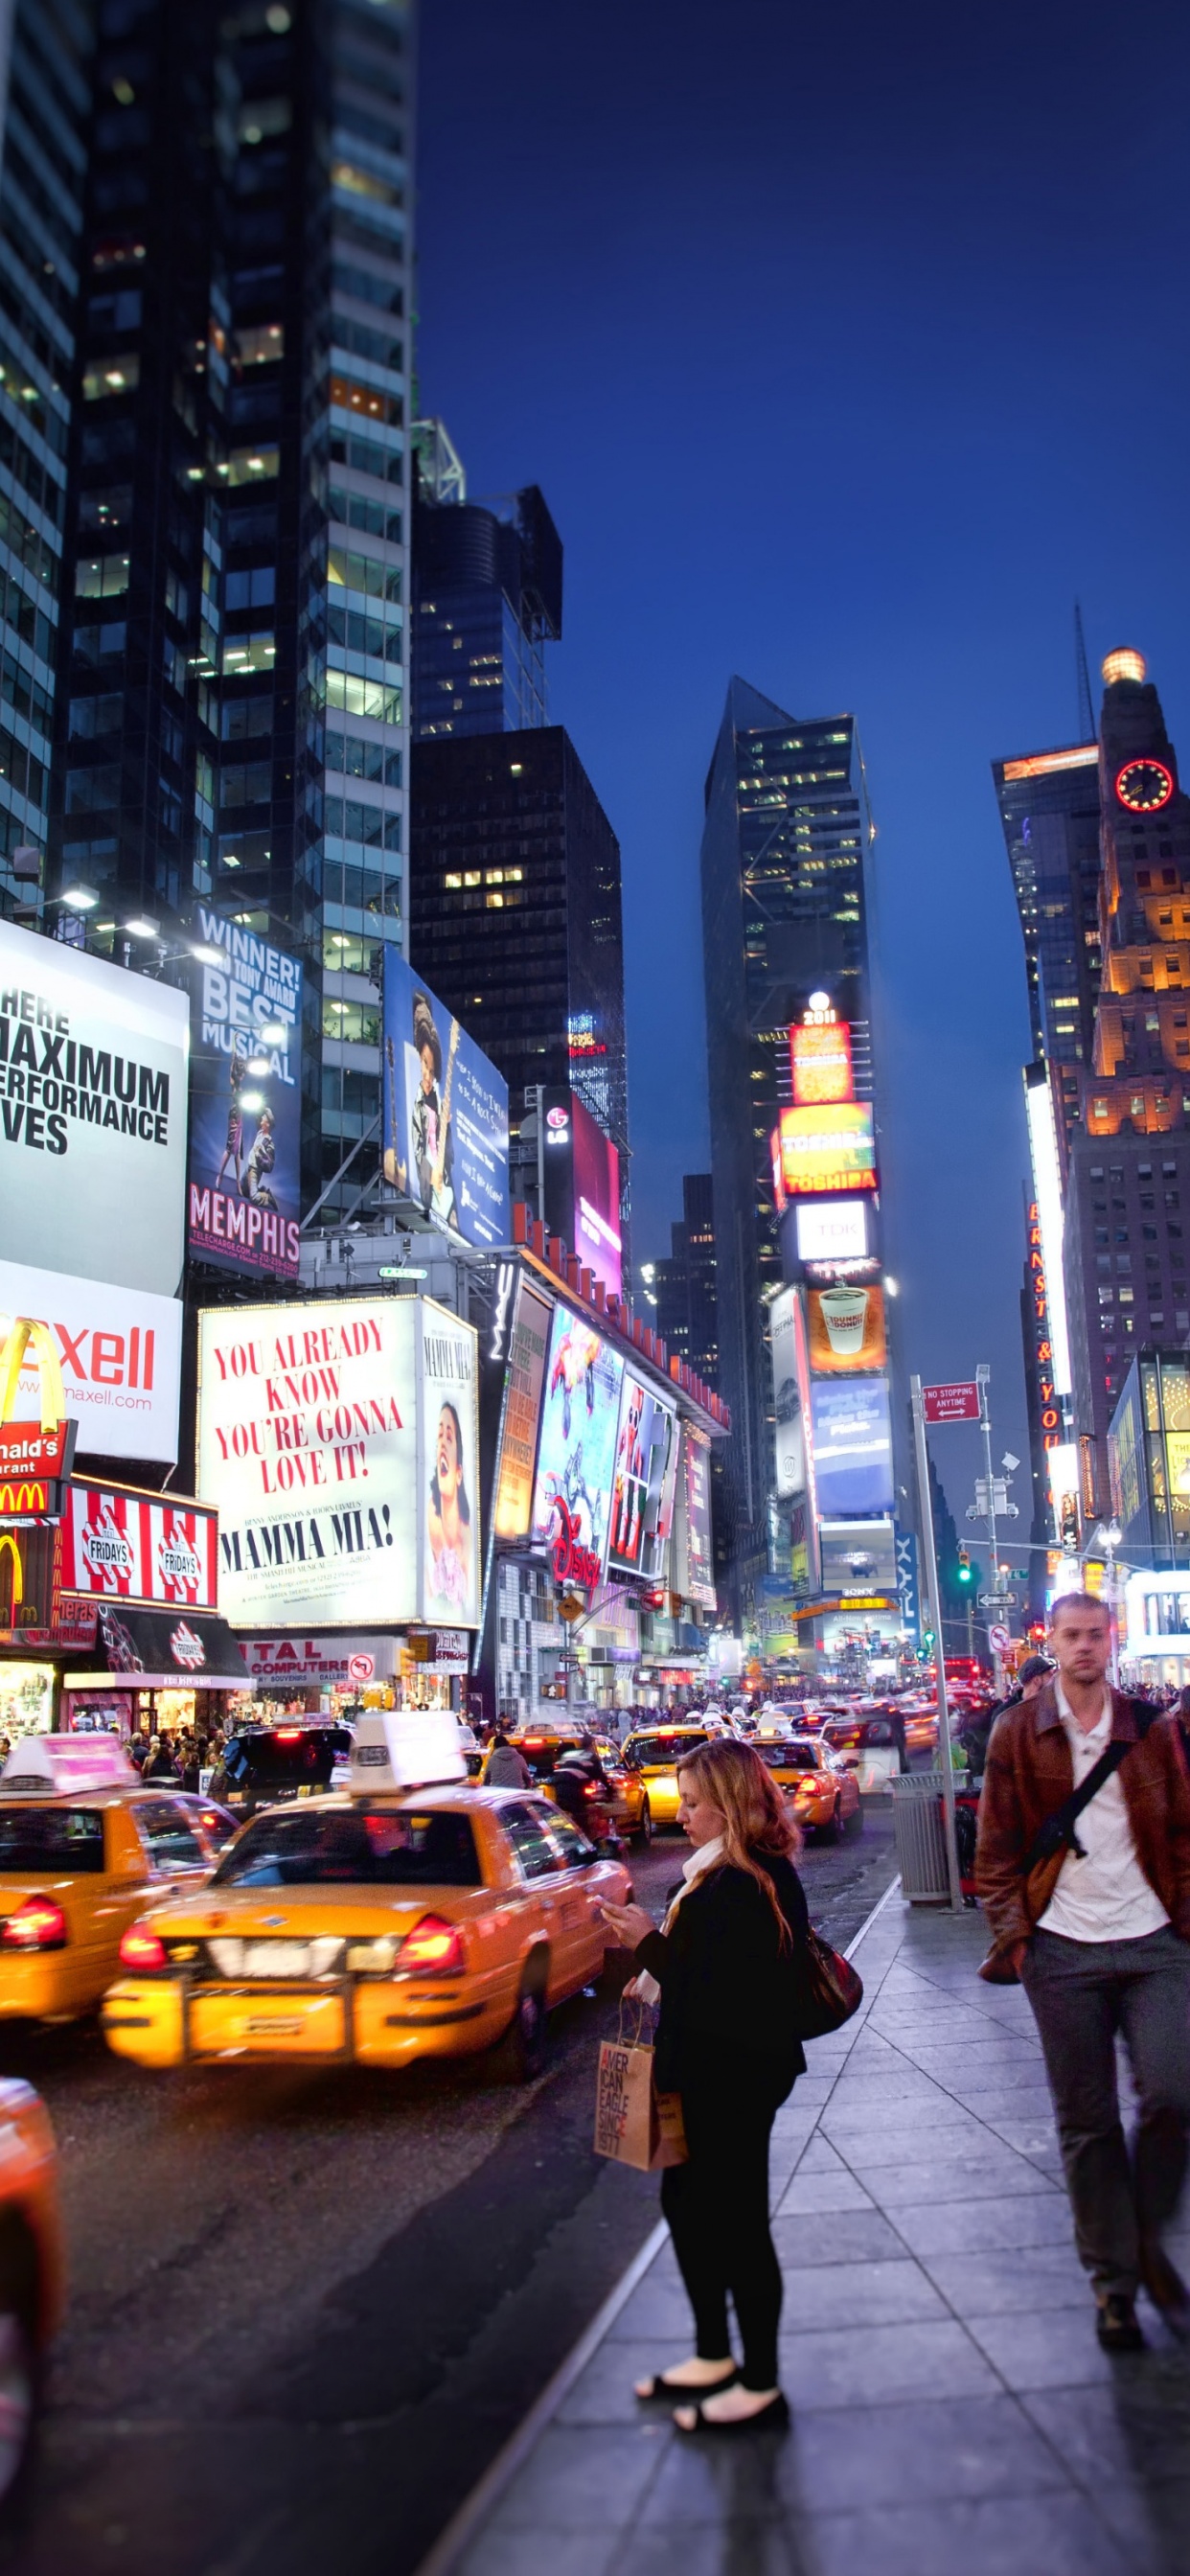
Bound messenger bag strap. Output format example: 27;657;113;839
1023;1699;1157;1873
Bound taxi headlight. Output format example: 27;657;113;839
346;1937;399;1974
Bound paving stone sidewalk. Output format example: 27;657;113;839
442;1886;1190;2576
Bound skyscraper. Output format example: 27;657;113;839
654;1173;718;1388
411;443;561;742
45;0;414;1221
0;0;92;923
993;738;1102;1151
700;678;880;1621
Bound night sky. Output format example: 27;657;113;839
416;0;1190;1518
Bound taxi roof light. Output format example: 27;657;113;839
349;1712;467;1797
2;1897;67;1951
400;1914;466;1974
0;1734;136;1796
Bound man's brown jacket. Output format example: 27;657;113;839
974;1683;1190;1978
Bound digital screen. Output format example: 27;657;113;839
607;1374;676;1581
530;1305;625;1574
809;1375;894;1516
674;1423;716;1610
807;1284;887;1376
381;953;510;1252
774;1103;877;1198
790;1015;853;1106
769;1288;804;1500
491;1276;554;1541
794;1200;869;1264
188;918;302;1278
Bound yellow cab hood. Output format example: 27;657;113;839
146;1883;492;1939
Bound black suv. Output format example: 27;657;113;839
208;1724;355;1816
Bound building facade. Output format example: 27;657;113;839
654;1172;718;1389
993;739;1102;1153
411;451;561;742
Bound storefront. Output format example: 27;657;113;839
59;1602;251;1742
1122;1568;1190;1689
237;1630;470;1718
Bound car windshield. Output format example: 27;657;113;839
757;1741;820;1770
210;1806;482;1889
627;1732;708;1767
217;1728;354;1789
0;1806;106;1873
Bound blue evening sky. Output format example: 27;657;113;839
416;0;1190;1509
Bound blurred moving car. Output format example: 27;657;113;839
208;1724;355;1816
0;2080;63;2507
822;1714;906;1793
102;1784;631;2083
171;1792;240;1853
754;1738;862;1839
618;1725;710;1828
507;1727;652;1845
0;1736;227;2025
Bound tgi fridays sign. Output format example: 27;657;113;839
61;1484;217;1609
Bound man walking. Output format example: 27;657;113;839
976;1591;1190;2351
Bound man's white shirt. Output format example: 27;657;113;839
1037;1684;1169;1943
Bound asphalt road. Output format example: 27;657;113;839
0;1803;898;2576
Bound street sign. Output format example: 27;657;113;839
923;1381;980;1425
979;1594;1017;1611
988;1622;1011;1654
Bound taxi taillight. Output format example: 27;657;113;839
400;1914;466;1974
1;1897;67;1951
119;1924;167;1972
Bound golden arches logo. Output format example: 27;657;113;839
0;1533;22;1614
0;1319;64;1435
0;1484;47;1517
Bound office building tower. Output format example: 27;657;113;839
409;723;630;1270
993;738;1102;1153
700;678;878;1615
46;0;413;1219
654;1174;718;1387
1064;650;1190;1513
411;440;561;742
0;0;92;921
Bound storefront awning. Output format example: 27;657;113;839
60;1604;249;1691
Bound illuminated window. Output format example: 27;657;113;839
463;870;480;886
485;867;504;884
234;323;284;367
444;872;461;888
82;357;141;401
487;891;504;908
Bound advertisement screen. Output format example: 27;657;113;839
570;1093;622;1300
808;1284;887;1376
0;1257;182;1464
607;1375;676;1581
492;1276;554;1541
187;916;302;1278
770;1288;804;1500
790;1013;852;1106
674;1423;716;1611
810;1374;894;1516
381;953;510;1251
774;1103;877;1199
794;1200;869;1264
530;1305;624;1574
197;1296;480;1629
61;1483;218;1609
0;916;188;1295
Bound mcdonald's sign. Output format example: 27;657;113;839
0;1317;77;1518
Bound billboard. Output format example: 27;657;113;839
673;1422;716;1611
790;1006;853;1106
606;1374;676;1582
530;1305;624;1576
769;1288;805;1500
0;915;188;1294
60;1484;218;1607
0;1258;182;1465
771;1103;877;1202
810;1375;894;1516
807;1283;887;1376
197;1296;480;1629
543;1087;622;1300
491;1275;554;1541
187;917;302;1278
381;953;510;1251
793;1199;870;1266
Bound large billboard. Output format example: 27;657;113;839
769;1288;805;1500
187;917;302;1278
807;1283;887;1376
381;953;510;1251
672;1422;716;1611
809;1374;894;1516
606;1373;676;1582
530;1305;624;1576
543;1087;623;1300
0;1259;182;1465
491;1276;554;1541
60;1484;218;1609
771;1103;877;1203
197;1296;480;1629
0;917;188;1294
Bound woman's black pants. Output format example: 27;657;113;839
660;2054;795;2392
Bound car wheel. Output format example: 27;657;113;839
820;1799;842;1844
635;1800;652;1849
490;1967;548;2083
846;1798;864;1836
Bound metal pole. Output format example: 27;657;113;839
910;1374;964;1910
976;1363;1003;1692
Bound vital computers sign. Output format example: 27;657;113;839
187;916;302;1278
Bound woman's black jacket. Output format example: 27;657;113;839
632;1851;812;2094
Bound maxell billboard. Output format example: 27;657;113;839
187;913;302;1278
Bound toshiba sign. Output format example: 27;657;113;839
0;1259;182;1464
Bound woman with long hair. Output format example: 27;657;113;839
600;1736;812;2435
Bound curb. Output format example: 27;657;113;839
415;1868;904;2576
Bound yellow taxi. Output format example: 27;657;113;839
507;1725;652;1845
618;1724;710;1828
0;1735;224;2024
0;2078;64;2502
102;1713;631;2083
754;1735;862;1841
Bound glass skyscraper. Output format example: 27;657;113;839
411;457;561;743
993;740;1102;1152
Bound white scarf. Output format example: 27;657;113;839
633;1833;725;2008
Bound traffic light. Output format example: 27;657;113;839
956;1548;973;1586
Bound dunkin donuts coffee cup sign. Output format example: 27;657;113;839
808;1284;887;1375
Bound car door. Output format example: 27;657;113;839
540;1809;606;1982
497;1800;577;2000
131;1797;214;1885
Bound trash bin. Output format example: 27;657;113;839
890;1771;952;1903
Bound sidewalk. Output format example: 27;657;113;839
429;1885;1190;2576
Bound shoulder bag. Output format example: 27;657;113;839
794;1926;863;2039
